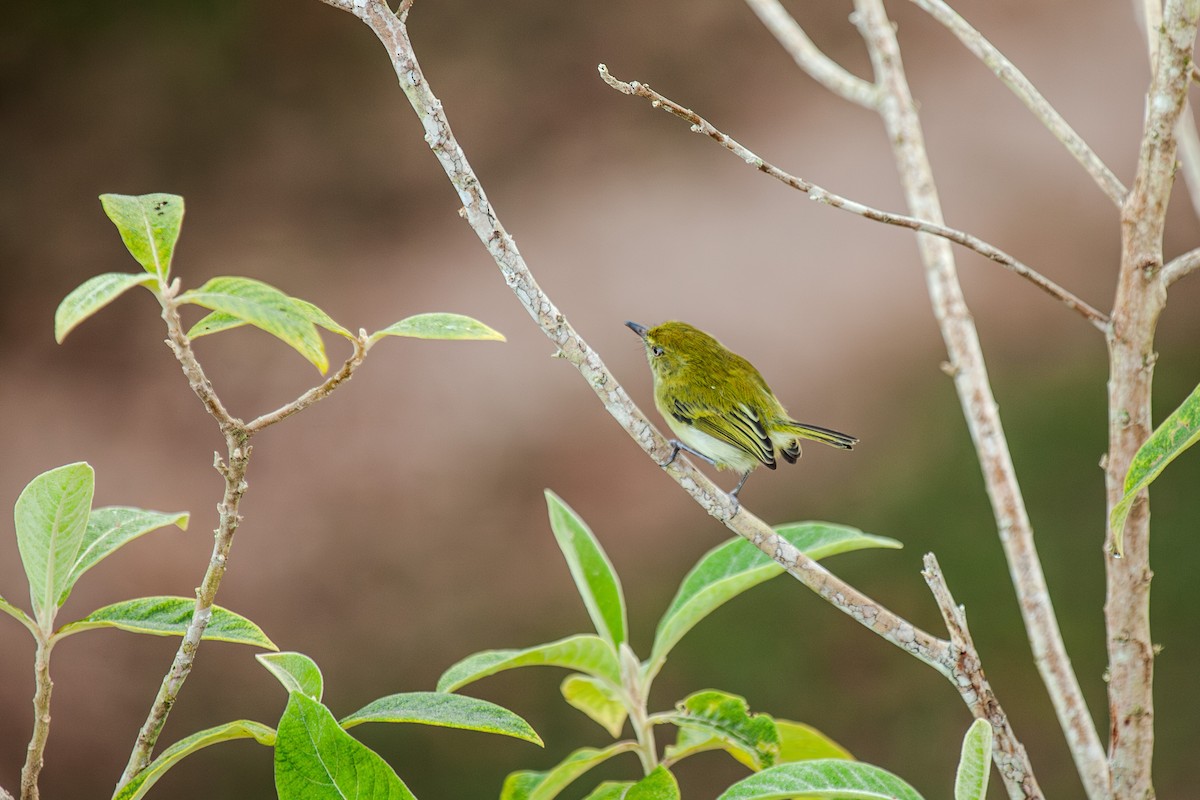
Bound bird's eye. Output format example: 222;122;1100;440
651;345;665;357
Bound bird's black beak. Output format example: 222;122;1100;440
625;320;648;338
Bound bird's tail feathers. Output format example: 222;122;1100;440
781;420;858;450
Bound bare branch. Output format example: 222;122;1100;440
245;335;369;433
853;0;1106;796
742;0;880;109
598;65;1109;331
922;554;1040;798
908;0;1127;206
1163;245;1200;285
158;284;239;432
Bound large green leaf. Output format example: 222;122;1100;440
57;596;277;649
100;193;184;279
55;272;156;343
14;462;95;629
112;720;275;800
665;691;779;771
1110;380;1200;556
647;523;901;678
776;720;853;762
340;691;542;746
178;276;329;372
187;310;249;339
257;651;324;701
368;312;505;345
545;491;627;647
561;673;627;738
438;634;621;692
581;783;633;800
61;507;189;606
275;693;415;800
500;742;640;800
717;760;925;800
954;719;992;800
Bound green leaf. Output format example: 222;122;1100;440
648;522;901;679
368;312;505;345
545;491;627;648
179;276;328;373
666;691;779;771
438;634;621;693
0;592;38;636
187;310;248;339
776;720;854;762
626;766;680;800
289;297;354;338
954;719;992;800
500;742;640;800
257;651;324;701
55;272;156;343
561;673;627;738
275;693;416;800
340;691;542;745
717;759;926;800
1110;381;1200;556
61;507;189;606
14;462;95;629
112;720;275;800
581;782;633;800
57;596;277;650
100;193;185;279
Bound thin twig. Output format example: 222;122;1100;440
118;301;372;787
598;65;1109;331
1162;245;1200;285
922;554;1037;798
314;0;959;675
907;0;1127;206
854;0;1100;795
743;0;880;109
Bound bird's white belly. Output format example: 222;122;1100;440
666;417;759;473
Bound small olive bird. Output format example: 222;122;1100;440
626;320;856;505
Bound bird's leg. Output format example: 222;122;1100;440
726;470;753;512
664;439;717;468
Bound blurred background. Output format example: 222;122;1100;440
2;0;1199;797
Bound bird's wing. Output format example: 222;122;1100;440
672;398;775;468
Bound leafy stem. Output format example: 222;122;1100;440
19;635;55;800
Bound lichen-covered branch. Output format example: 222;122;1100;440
598;65;1109;331
1105;2;1199;797
851;0;1105;796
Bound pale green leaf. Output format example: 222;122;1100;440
275;693;415;800
438;634;621;693
500;742;640;800
626;766;679;800
1111;380;1200;556
560;673;627;738
257;651;324;701
179;276;328;372
340;691;542;746
112;720;275;800
57;596;277;650
289;297;353;338
14;462;95;629
666;690;779;771
187;310;248;339
61;507;188;606
368;312;505;345
545;491;627;647
954;719;993;800
776;720;854;762
648;522;901;679
717;760;926;800
55;272;156;343
100;193;184;279
581;782;632;800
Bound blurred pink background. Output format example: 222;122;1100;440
2;1;1199;797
